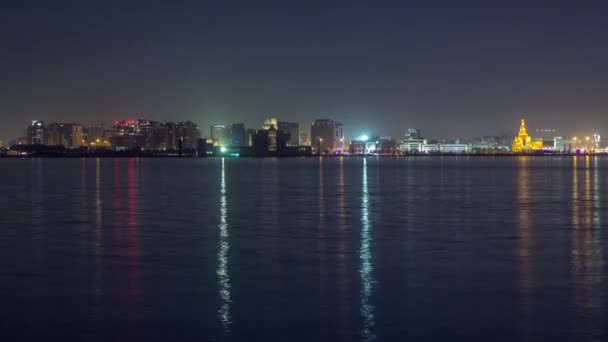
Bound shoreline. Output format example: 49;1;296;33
0;152;605;159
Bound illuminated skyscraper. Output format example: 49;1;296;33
27;120;46;144
210;125;231;147
262;117;278;130
111;119;148;149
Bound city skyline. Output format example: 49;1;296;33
3;114;602;146
2;4;608;142
4;115;604;157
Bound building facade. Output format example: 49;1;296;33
27;120;46;144
439;144;469;153
210;125;231;147
278;121;300;146
230;123;246;147
262;117;278;130
399;138;426;153
251;126;288;156
175;121;200;151
299;131;310;146
310;119;344;154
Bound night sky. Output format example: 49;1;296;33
1;3;607;142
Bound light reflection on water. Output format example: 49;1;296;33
3;157;608;341
337;157;349;334
217;158;232;331
571;156;604;340
360;158;375;341
517;156;533;340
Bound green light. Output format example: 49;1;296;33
220;146;227;153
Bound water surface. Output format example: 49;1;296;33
1;157;607;341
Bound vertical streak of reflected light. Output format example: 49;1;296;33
317;157;328;322
360;158;375;341
337;157;349;332
572;156;604;337
217;158;232;331
592;158;602;282
593;157;600;230
516;157;532;340
592;157;603;320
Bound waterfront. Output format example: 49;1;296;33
1;157;607;341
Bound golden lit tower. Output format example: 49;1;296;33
512;118;543;152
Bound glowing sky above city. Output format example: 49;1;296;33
1;3;607;142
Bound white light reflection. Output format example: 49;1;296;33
217;158;232;331
360;158;375;341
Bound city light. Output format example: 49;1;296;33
8;116;607;157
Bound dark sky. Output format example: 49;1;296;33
1;3;608;142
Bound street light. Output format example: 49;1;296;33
317;138;323;156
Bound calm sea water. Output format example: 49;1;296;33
1;157;607;341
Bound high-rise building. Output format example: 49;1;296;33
230;123;246;147
44;123;83;147
111;119;147;149
27;120;46;144
246;128;257;146
335;122;344;152
165;122;177;150
60;124;84;147
310;119;343;154
86;124;105;143
176;121;200;151
45;123;62;146
151;125;170;150
251;126;289;156
300;131;310;146
278;121;300;146
262;117;278;130
210;125;231;147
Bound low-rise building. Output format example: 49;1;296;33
439;144;469;154
421;144;440;153
399;138;425;153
